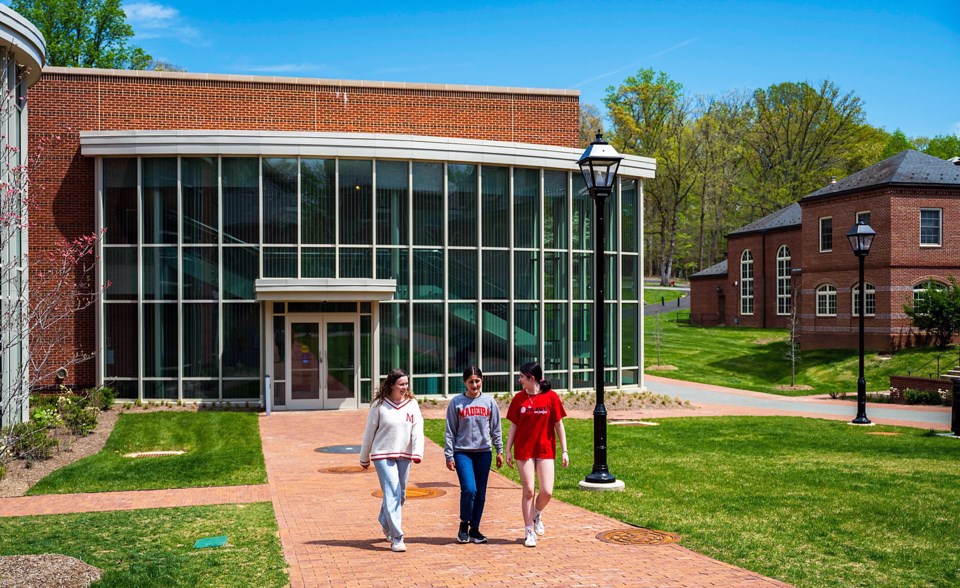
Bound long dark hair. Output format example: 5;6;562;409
462;366;483;381
519;361;552;393
374;368;413;405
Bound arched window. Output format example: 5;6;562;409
776;245;792;315
740;250;754;315
851;283;875;317
913;280;946;304
816;285;837;317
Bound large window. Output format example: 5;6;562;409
740;250;754;315
100;156;646;398
920;208;942;246
816;285;837;316
776;245;792;316
852;283;875;317
819;217;833;252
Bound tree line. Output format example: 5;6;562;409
580;69;960;286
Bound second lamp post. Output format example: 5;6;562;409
847;220;875;425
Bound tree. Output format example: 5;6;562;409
880;129;916;159
740;80;868;216
578;103;604;148
11;0;151;69
925;134;960;160
903;278;960;348
0;57;107;437
149;59;186;72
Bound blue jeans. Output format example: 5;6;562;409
453;450;492;529
374;458;411;540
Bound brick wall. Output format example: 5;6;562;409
27;69;581;389
721;226;803;329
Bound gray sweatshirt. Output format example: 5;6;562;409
443;393;503;461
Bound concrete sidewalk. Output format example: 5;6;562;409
262;410;792;588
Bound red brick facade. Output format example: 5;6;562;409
28;68;581;389
691;170;960;352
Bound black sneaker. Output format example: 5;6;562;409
457;522;469;543
469;529;487;544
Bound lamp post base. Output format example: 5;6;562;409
579;479;626;492
848;418;875;426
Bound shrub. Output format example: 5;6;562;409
9;421;58;462
0;463;5;481
57;395;98;436
30;405;63;429
85;386;116;411
903;388;945;406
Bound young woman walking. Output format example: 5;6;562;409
360;369;424;553
504;361;568;548
444;366;503;544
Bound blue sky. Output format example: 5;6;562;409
15;0;960;137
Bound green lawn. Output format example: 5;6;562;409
0;503;287;587
28;411;267;495
425;417;960;588
644;288;686;305
644;310;956;395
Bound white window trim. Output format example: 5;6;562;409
816;285;837;317
776;245;791;316
740;250;754;316
855;210;871;225
819;217;833;253
851;283;876;317
919;208;942;248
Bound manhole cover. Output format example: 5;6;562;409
597;528;680;545
371;487;446;499
316;445;361;454
320;465;368;474
123;451;186;458
866;432;901;436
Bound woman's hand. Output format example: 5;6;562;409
505;451;514;469
446;459;455;471
495;453;503;469
561;451;569;469
360;463;369;470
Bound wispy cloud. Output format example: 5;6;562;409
570;38;698;89
953;121;960;135
124;2;207;47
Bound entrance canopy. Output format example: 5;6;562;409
255;278;397;302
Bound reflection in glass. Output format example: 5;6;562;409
223;303;260;377
104;247;137;301
183;303;218;377
264;247;297;277
413;303;443;375
380;302;409;375
263;158;298;244
449;164;477;247
144;303;178;377
182;247;218;300
103;158;138;244
326;322;356;399
182;157;218;244
142;247;178;300
448;303;477;372
376;248;408;299
544;252;567;300
223;246;258;300
481;303;509;373
303;247;335;278
104;303;137;378
482;250;509;300
143;158;177;244
291;322;320;400
514;168;539;248
514;251;539;300
339;160;373;245
413;249;443;300
514;303;539;367
449;250;477;300
340;247;372;278
413;162;443;246
544;170;568;249
376;160;409;245
544;303;567;371
482;166;509;247
223;158;259;244
302;158;336;244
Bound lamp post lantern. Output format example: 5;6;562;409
577;132;623;488
847;220;875;425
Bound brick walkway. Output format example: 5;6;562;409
262;411;793;588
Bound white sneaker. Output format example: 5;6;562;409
391;538;407;552
533;513;544;536
524;529;537;548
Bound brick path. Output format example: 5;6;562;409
261;411;793;588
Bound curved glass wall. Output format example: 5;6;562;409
99;156;643;400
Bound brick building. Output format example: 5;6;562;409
690;150;960;351
25;66;656;410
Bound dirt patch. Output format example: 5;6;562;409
754;337;786;345
774;385;814;391
0;554;101;588
645;365;678;371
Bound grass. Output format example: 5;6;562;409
644;309;955;396
28;411;267;495
644;288;686;305
0;502;288;587
425;417;960;588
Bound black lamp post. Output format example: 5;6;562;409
577;132;622;485
846;220;875;425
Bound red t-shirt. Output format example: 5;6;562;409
506;390;567;460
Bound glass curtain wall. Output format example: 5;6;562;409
100;156;643;400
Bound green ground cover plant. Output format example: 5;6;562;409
425;416;960;588
27;412;266;495
0;502;287;587
644;310;951;396
644;288;686;305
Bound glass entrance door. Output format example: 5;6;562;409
286;315;358;409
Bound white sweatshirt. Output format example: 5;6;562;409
359;397;425;466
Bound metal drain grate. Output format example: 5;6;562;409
123;451;186;458
866;432;901;436
371;487;446;499
320;466;368;474
597;528;681;545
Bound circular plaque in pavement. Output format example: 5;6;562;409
597;528;681;545
371;487;446;499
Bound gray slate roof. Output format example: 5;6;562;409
691;259;727;278
727;202;801;236
803;150;960;200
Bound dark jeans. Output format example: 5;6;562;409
453;450;492;529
